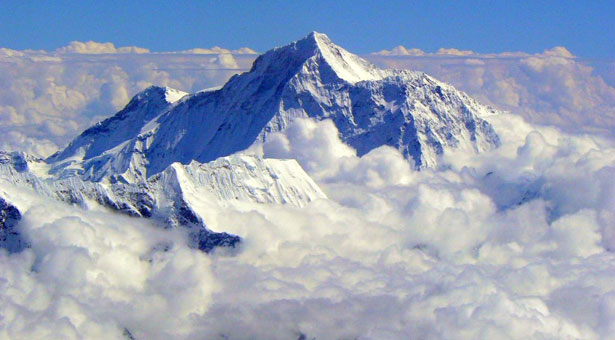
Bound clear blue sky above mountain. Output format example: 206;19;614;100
0;1;613;58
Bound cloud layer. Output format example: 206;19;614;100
214;116;614;339
2;112;614;339
0;187;215;339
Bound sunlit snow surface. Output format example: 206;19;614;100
0;33;614;340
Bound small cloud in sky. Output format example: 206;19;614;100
55;41;151;54
179;46;258;54
373;45;426;56
436;47;475;56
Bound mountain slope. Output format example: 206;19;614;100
50;32;500;180
46;86;188;182
2;151;325;217
49;86;187;164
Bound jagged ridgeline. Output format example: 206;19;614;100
2;32;501;253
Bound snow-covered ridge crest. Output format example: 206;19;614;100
247;31;385;85
164;86;189;103
2;151;324;213
1;150;326;251
47;85;186;165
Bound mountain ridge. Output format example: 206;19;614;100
47;86;187;165
0;32;503;253
1;150;325;252
48;32;500;181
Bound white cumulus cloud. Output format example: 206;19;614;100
55;41;151;54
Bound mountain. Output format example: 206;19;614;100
48;32;500;182
0;32;503;253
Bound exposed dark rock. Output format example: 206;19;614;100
196;229;241;253
123;328;135;340
0;197;27;253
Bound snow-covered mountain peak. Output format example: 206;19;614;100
127;85;187;106
1;32;505;254
132;85;182;104
246;31;383;85
163;86;188;103
307;31;384;84
47;85;185;165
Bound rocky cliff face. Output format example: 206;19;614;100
0;196;26;253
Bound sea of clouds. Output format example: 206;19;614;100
0;41;614;339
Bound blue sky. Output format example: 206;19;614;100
0;1;613;57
